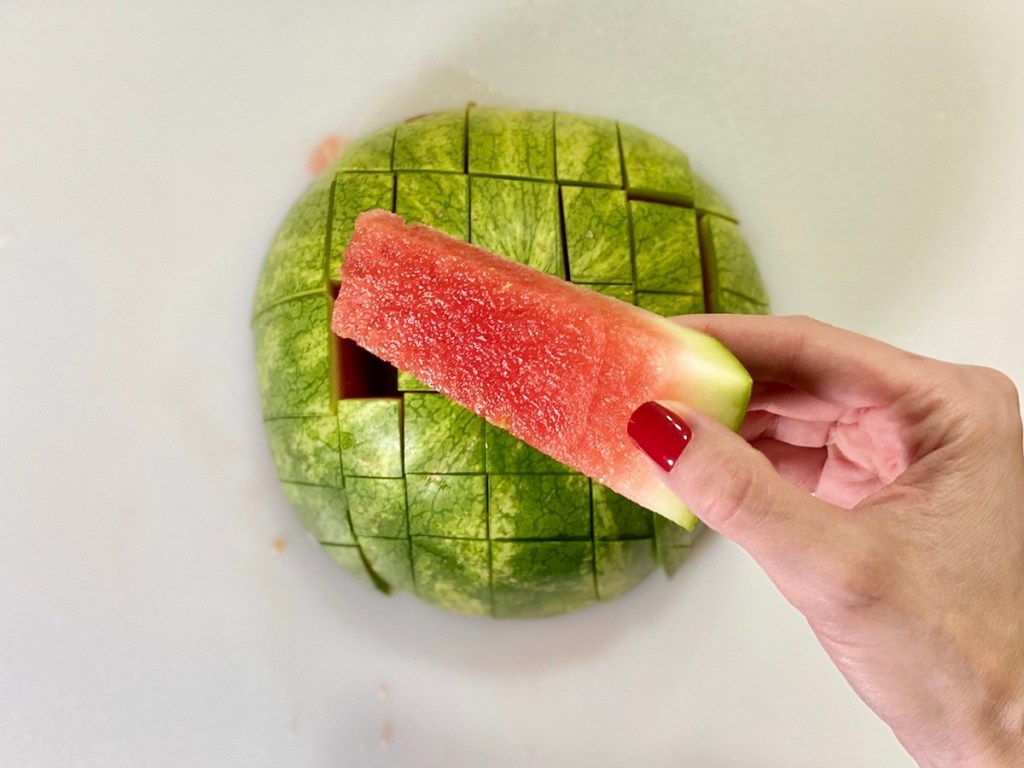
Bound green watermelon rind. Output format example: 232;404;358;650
253;106;769;616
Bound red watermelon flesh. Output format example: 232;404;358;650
332;210;752;529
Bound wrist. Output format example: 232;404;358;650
969;718;1024;768
961;741;1024;768
908;688;1024;768
968;665;1024;766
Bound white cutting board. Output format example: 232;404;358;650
2;2;1023;766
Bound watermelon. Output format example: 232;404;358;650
252;106;769;617
332;210;751;529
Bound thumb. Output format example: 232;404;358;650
627;400;837;565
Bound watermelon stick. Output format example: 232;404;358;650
332;210;752;529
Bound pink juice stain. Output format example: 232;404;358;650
307;134;347;176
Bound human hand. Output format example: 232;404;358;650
627;315;1024;767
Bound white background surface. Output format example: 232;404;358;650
2;2;1023;766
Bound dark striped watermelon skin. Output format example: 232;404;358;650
252;107;768;617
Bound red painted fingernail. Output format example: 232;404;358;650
627;401;692;472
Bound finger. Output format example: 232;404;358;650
818;445;892;508
750;438;827;493
741;410;835;448
749;381;849;421
672;314;917;407
628;399;850;568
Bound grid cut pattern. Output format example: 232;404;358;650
253;106;769;616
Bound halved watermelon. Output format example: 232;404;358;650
332;210;752;530
254;106;771;617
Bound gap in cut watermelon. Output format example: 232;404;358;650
335;336;398;399
625;190;693;207
330;284;398;399
696;213;718;313
614;122;640;294
556;186;572;281
462;103;470;175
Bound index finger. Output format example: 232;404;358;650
672;314;920;407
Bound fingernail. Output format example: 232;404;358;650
627;401;692;472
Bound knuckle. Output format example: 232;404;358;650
967;365;1016;397
784;314;825;330
983;367;1020;406
701;449;771;533
928;365;1021;440
959;366;1022;431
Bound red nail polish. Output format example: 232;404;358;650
627;401;692;472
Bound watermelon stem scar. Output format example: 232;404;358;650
332;210;753;530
